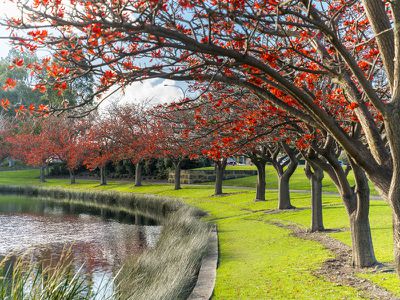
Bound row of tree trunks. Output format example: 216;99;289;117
249;144;299;208
306;154;376;267
94;160;177;188
135;159;182;190
304;143;377;268
96;161;143;187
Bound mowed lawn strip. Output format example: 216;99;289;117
0;169;397;298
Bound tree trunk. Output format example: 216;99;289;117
7;158;14;167
40;166;46;183
69;169;76;184
276;143;298;209
135;162;142;187
393;212;400;274
278;175;294;209
349;211;377;267
255;161;267;201
306;147;377;267
214;159;227;195
350;162;377;267
382;114;400;274
309;167;324;232
173;160;182;190
100;166;107;185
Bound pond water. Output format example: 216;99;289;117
0;195;162;297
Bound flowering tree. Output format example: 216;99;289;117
106;103;154;187
151;104;201;190
7;121;53;182
43;117;87;184
187;92;244;196
83;117;116;185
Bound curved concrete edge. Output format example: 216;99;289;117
188;225;218;300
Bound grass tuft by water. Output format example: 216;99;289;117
0;249;100;300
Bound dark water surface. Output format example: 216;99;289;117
0;195;162;297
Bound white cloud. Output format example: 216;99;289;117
0;0;19;17
121;79;185;104
99;79;187;111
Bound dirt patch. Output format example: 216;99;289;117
269;221;399;300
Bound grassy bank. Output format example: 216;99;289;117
0;183;210;300
0;169;398;298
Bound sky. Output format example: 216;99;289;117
0;1;184;107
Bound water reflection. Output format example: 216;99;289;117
0;195;162;298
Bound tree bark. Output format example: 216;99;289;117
361;0;395;89
255;160;267;201
309;148;377;267
384;115;400;274
305;162;324;232
40;166;46;183
350;211;376;267
349;163;377;267
100;166;107;185
278;175;294;209
135;161;142;187
275;143;298;209
247;148;269;201
393;213;400;274
7;158;14;167
69;169;76;184
310;170;324;232
215;159;227;195
173;160;182;190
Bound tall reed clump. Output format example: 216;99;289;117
116;207;211;300
0;250;103;300
0;185;212;300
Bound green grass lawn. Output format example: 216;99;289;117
196;165;380;196
0;169;397;298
